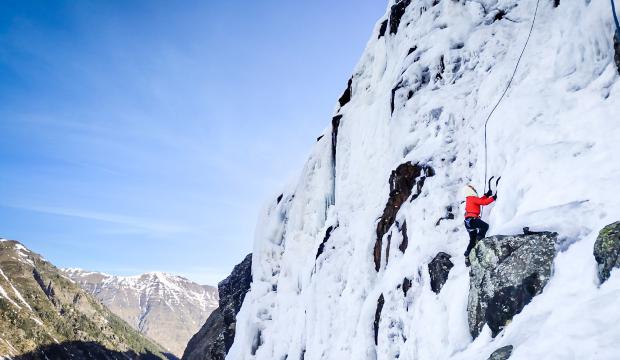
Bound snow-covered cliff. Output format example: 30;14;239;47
229;0;620;359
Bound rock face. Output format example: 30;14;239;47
428;252;454;294
378;19;388;39
388;0;412;35
182;254;252;360
468;233;558;338
0;240;171;360
373;294;385;345
487;345;514;360
338;78;353;107
64;269;219;357
374;162;434;271
182;308;225;360
593;221;620;283
614;33;620;74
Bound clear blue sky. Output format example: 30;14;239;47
0;1;386;284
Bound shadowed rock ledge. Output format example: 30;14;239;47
182;254;252;360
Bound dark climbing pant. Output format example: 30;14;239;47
464;217;489;257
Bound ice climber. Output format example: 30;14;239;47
463;184;496;265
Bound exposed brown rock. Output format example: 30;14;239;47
374;163;434;271
389;0;412;35
338;79;352;107
373;294;385;345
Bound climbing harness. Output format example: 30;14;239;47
483;0;542;191
612;0;620;37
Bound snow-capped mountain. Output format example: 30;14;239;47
0;239;172;359
225;0;620;359
64;268;219;357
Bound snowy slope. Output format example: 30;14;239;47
64;269;218;357
229;0;620;359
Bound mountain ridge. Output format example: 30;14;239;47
64;268;218;357
0;238;174;359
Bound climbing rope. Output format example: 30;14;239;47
612;0;620;37
483;0;542;191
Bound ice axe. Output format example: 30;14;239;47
486;176;495;193
486;176;502;194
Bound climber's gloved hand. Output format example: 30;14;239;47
485;190;493;197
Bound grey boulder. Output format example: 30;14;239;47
487;345;514;360
468;232;557;338
593;221;620;283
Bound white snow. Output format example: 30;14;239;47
6;282;32;311
2;339;17;357
12;243;35;267
0;284;21;310
30;316;44;327
63;268;111;277
13;243;29;253
66;269;219;319
0;266;23;311
229;0;620;359
97;271;218;311
0;268;33;311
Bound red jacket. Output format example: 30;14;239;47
465;195;495;218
